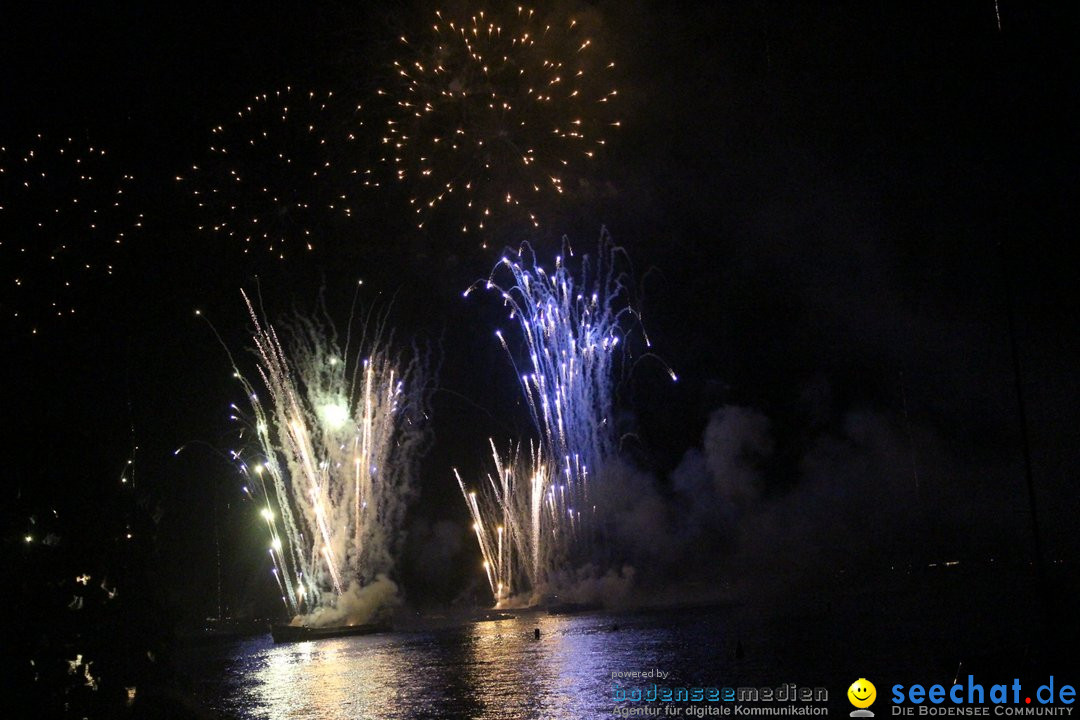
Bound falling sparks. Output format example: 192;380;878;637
227;293;431;618
0;134;141;335
175;88;364;260
376;6;619;241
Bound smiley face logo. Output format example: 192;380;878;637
848;679;877;714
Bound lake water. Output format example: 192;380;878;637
178;575;1062;720
181;606;809;719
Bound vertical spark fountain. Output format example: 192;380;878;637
233;292;430;624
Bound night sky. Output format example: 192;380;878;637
2;0;1077;627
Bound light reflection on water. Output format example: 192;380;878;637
191;609;757;719
182;575;1050;719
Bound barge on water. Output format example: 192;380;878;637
270;623;388;644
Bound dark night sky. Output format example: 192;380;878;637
2;1;1077;618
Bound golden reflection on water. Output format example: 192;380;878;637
252;638;406;718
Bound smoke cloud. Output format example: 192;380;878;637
542;389;1024;608
296;575;401;627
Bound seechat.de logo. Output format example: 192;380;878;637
849;679;878;717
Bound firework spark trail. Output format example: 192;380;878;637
459;231;658;604
377;6;619;243
232;292;430;621
456;441;548;604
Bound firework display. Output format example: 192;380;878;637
377;6;619;241
5;6;633;617
229;293;430;620
458;235;663;603
175;88;368;260
11;5;1064;716
0;135;142;335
